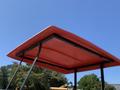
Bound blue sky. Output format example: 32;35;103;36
0;0;120;84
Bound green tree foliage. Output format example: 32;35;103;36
47;70;67;87
0;63;67;90
78;74;116;90
0;66;8;89
105;84;116;90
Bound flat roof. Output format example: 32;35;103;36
7;26;120;74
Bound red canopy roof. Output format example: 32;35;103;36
8;26;120;74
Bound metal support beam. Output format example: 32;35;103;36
74;70;77;90
6;57;23;90
20;44;42;90
100;64;105;90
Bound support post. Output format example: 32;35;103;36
6;57;23;90
20;44;42;90
74;69;77;90
100;64;105;90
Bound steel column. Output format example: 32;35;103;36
74;70;77;90
20;44;42;90
6;57;23;90
100;64;105;90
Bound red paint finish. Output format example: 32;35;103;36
7;26;120;74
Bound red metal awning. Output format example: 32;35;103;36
7;26;120;74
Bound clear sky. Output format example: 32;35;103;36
0;0;120;84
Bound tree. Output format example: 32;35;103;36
105;84;116;90
6;63;67;90
0;66;9;89
78;74;116;90
78;74;101;90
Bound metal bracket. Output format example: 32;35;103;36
20;43;42;90
6;56;24;90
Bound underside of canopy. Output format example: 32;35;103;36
7;26;120;74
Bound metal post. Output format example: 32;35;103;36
74;70;77;90
100;64;105;90
20;44;42;90
6;57;23;90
